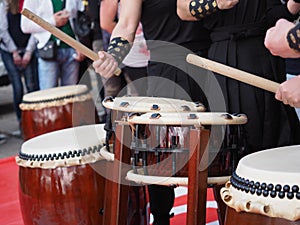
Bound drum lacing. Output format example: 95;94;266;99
231;171;300;200
18;144;102;161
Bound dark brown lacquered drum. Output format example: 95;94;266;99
16;124;106;225
125;112;247;186
221;145;300;225
20;85;98;141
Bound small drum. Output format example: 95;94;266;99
221;145;300;224
16;124;106;225
20;85;98;141
124;112;247;184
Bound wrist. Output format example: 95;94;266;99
189;0;218;20
107;37;132;65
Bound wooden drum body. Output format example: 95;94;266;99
20;85;98;141
16;124;106;225
221;145;300;225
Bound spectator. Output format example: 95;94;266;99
21;0;85;90
0;0;39;134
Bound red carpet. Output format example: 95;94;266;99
0;156;218;225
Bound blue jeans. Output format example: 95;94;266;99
38;48;79;90
1;49;39;121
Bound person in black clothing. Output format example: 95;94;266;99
177;0;300;153
0;0;39;132
177;0;300;223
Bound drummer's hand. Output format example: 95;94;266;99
92;51;117;79
216;0;239;10
275;75;300;107
264;19;300;58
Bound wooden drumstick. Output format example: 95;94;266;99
21;8;121;76
186;54;280;93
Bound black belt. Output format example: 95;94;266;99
210;22;266;42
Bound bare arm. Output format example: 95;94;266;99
100;0;118;34
93;0;142;78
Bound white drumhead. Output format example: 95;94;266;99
22;85;89;102
221;145;300;221
102;96;206;112
16;124;106;168
126;112;247;126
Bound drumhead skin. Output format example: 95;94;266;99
16;124;106;168
221;145;300;221
102;96;206;112
126;112;247;126
22;85;89;102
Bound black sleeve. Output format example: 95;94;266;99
265;0;298;28
287;23;300;52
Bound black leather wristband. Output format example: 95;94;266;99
107;37;132;65
287;24;300;52
189;0;218;20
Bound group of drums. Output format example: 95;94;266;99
16;84;300;225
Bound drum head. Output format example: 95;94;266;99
126;112;247;126
22;85;89;102
16;124;106;168
102;96;206;113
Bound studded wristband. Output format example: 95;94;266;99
287;24;300;52
189;0;218;20
107;37;132;65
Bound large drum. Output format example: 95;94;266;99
16;124;106;225
124;112;247;185
221;145;300;225
20;85;98;141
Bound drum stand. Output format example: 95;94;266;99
102;122;210;225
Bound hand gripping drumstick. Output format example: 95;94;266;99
21;8;121;76
186;54;280;93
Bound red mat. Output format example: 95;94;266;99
0;156;218;225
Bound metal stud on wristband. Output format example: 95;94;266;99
189;0;218;20
287;26;300;52
107;37;132;65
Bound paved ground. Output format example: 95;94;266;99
0;84;23;159
0;67;105;159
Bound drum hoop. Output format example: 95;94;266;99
126;169;231;186
19;90;92;110
102;96;206;112
16;144;104;169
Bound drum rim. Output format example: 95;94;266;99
125;112;247;126
21;85;90;104
102;96;206;112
